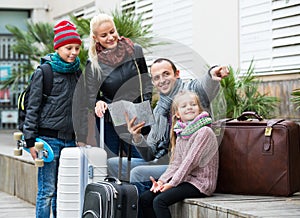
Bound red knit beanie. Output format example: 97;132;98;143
53;20;82;49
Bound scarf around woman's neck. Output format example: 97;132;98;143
174;111;212;139
95;37;134;67
147;79;185;145
45;53;80;73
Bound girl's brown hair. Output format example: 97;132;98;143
169;90;203;162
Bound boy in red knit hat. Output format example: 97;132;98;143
22;20;83;218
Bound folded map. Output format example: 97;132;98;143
108;100;155;127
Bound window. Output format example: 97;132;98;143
121;0;194;80
239;0;300;74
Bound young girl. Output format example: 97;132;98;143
139;90;219;218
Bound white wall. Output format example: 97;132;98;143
0;0;239;69
0;0;45;10
0;0;121;23
0;0;50;22
47;0;122;22
193;0;239;68
148;0;239;79
47;0;94;21
95;0;122;14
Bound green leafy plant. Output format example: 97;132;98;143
6;21;54;61
2;21;54;89
291;88;300;111
3;10;161;90
71;9;162;50
111;9;159;49
212;60;279;119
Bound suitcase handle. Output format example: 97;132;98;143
237;111;263;121
105;176;122;185
99;117;104;149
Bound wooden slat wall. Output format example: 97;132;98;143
258;78;300;120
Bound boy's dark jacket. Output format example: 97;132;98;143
23;56;83;147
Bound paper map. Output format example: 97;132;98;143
108;100;155;127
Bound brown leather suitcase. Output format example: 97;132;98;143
213;111;300;196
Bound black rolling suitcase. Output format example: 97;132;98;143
82;118;139;218
82;177;138;218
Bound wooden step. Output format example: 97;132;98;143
170;192;300;218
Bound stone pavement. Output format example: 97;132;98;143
0;191;35;218
2;129;300;217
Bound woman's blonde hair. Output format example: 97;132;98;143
169;90;203;161
88;13;118;77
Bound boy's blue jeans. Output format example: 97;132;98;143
35;136;75;218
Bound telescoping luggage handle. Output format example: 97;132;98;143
100;117;104;149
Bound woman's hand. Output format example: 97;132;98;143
95;100;108;118
125;112;145;143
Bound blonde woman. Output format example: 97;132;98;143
84;13;153;159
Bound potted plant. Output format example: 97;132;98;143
291;88;300;111
212;60;279;119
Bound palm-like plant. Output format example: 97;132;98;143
3;10;160;90
112;9;158;49
2;21;54;89
212;60;279;119
291;88;300;111
70;9;161;49
6;21;54;61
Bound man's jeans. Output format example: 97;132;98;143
36;136;75;218
107;157;167;194
95;117;141;158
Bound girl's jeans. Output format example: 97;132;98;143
35;136;75;218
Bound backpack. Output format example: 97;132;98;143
17;64;53;132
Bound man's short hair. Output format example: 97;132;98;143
150;58;177;74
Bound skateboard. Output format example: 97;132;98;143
13;132;54;167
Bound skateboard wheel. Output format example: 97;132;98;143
14;148;22;156
35;159;44;167
13;132;23;140
35;142;44;150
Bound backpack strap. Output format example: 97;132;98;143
75;68;82;80
39;63;53;96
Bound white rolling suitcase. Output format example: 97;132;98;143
57;118;107;218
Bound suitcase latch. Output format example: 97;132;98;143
265;127;272;136
213;127;221;136
88;165;94;179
